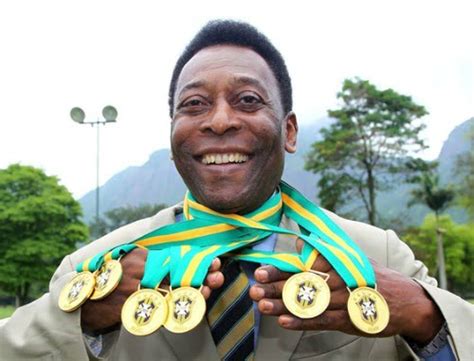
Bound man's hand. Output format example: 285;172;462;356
80;248;224;333
249;239;443;345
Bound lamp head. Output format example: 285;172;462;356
70;107;85;124
102;105;118;122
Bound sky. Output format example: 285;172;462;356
0;1;472;198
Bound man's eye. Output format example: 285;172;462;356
239;95;261;104
182;99;204;107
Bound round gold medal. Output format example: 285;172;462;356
121;288;169;336
347;287;390;334
58;271;95;312
90;259;123;300
282;271;331;319
164;287;206;334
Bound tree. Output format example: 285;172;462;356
89;203;167;238
455;124;474;220
407;159;455;289
0;164;88;306
404;214;474;295
305;78;427;225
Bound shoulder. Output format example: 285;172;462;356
68;203;182;268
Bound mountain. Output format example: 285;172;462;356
79;117;473;226
438;117;474;183
79;118;332;223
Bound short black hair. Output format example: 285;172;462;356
168;20;293;117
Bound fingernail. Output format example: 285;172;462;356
280;315;293;327
255;269;268;281
252;286;264;299
262;300;272;312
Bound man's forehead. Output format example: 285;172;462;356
175;45;280;95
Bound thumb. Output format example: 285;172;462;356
296;237;305;254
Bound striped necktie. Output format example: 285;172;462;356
206;260;255;361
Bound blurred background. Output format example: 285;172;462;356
0;0;472;317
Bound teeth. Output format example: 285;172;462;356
201;153;249;165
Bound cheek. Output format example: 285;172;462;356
171;121;193;153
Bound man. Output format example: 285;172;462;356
0;20;472;361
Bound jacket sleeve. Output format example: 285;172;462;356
386;229;474;361
0;206;178;361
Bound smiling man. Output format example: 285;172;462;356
1;20;473;361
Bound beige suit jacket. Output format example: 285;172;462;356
1;204;473;361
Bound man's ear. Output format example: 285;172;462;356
284;112;298;154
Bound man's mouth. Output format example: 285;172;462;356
201;152;249;165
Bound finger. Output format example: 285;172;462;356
311;255;332;273
326;271;346;290
257;299;288;316
209;258;221;272
255;265;292;283
205;271;224;289
249;280;286;301
201;285;211;300
325;291;348;310
296;238;304;253
295;239;332;273
278;310;350;332
121;248;148;278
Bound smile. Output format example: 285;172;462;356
201;153;249;165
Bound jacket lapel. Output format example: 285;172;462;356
255;215;304;360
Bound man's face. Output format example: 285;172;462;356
171;45;297;214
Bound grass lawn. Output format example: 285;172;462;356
0;305;15;319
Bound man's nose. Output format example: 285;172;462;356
200;101;241;135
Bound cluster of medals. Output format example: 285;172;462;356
282;270;390;334
58;181;390;337
59;258;207;336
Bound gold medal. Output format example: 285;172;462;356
58;271;95;312
347;286;390;334
282;271;331;319
121;288;169;336
90;259;123;300
164;287;206;333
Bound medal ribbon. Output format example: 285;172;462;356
77;181;375;290
184;182;375;288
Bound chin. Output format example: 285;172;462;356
193;181;274;214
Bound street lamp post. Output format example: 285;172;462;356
70;106;117;226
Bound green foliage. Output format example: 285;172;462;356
305;78;427;225
0;305;15;319
89;203;167;239
404;214;474;295
455;125;474;220
0;164;88;305
406;159;455;215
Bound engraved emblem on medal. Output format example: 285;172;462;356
58;272;96;312
282;271;330;319
90;259;123;300
164;287;206;333
122;288;169;336
347;286;390;334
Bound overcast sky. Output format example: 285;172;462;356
0;1;472;198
